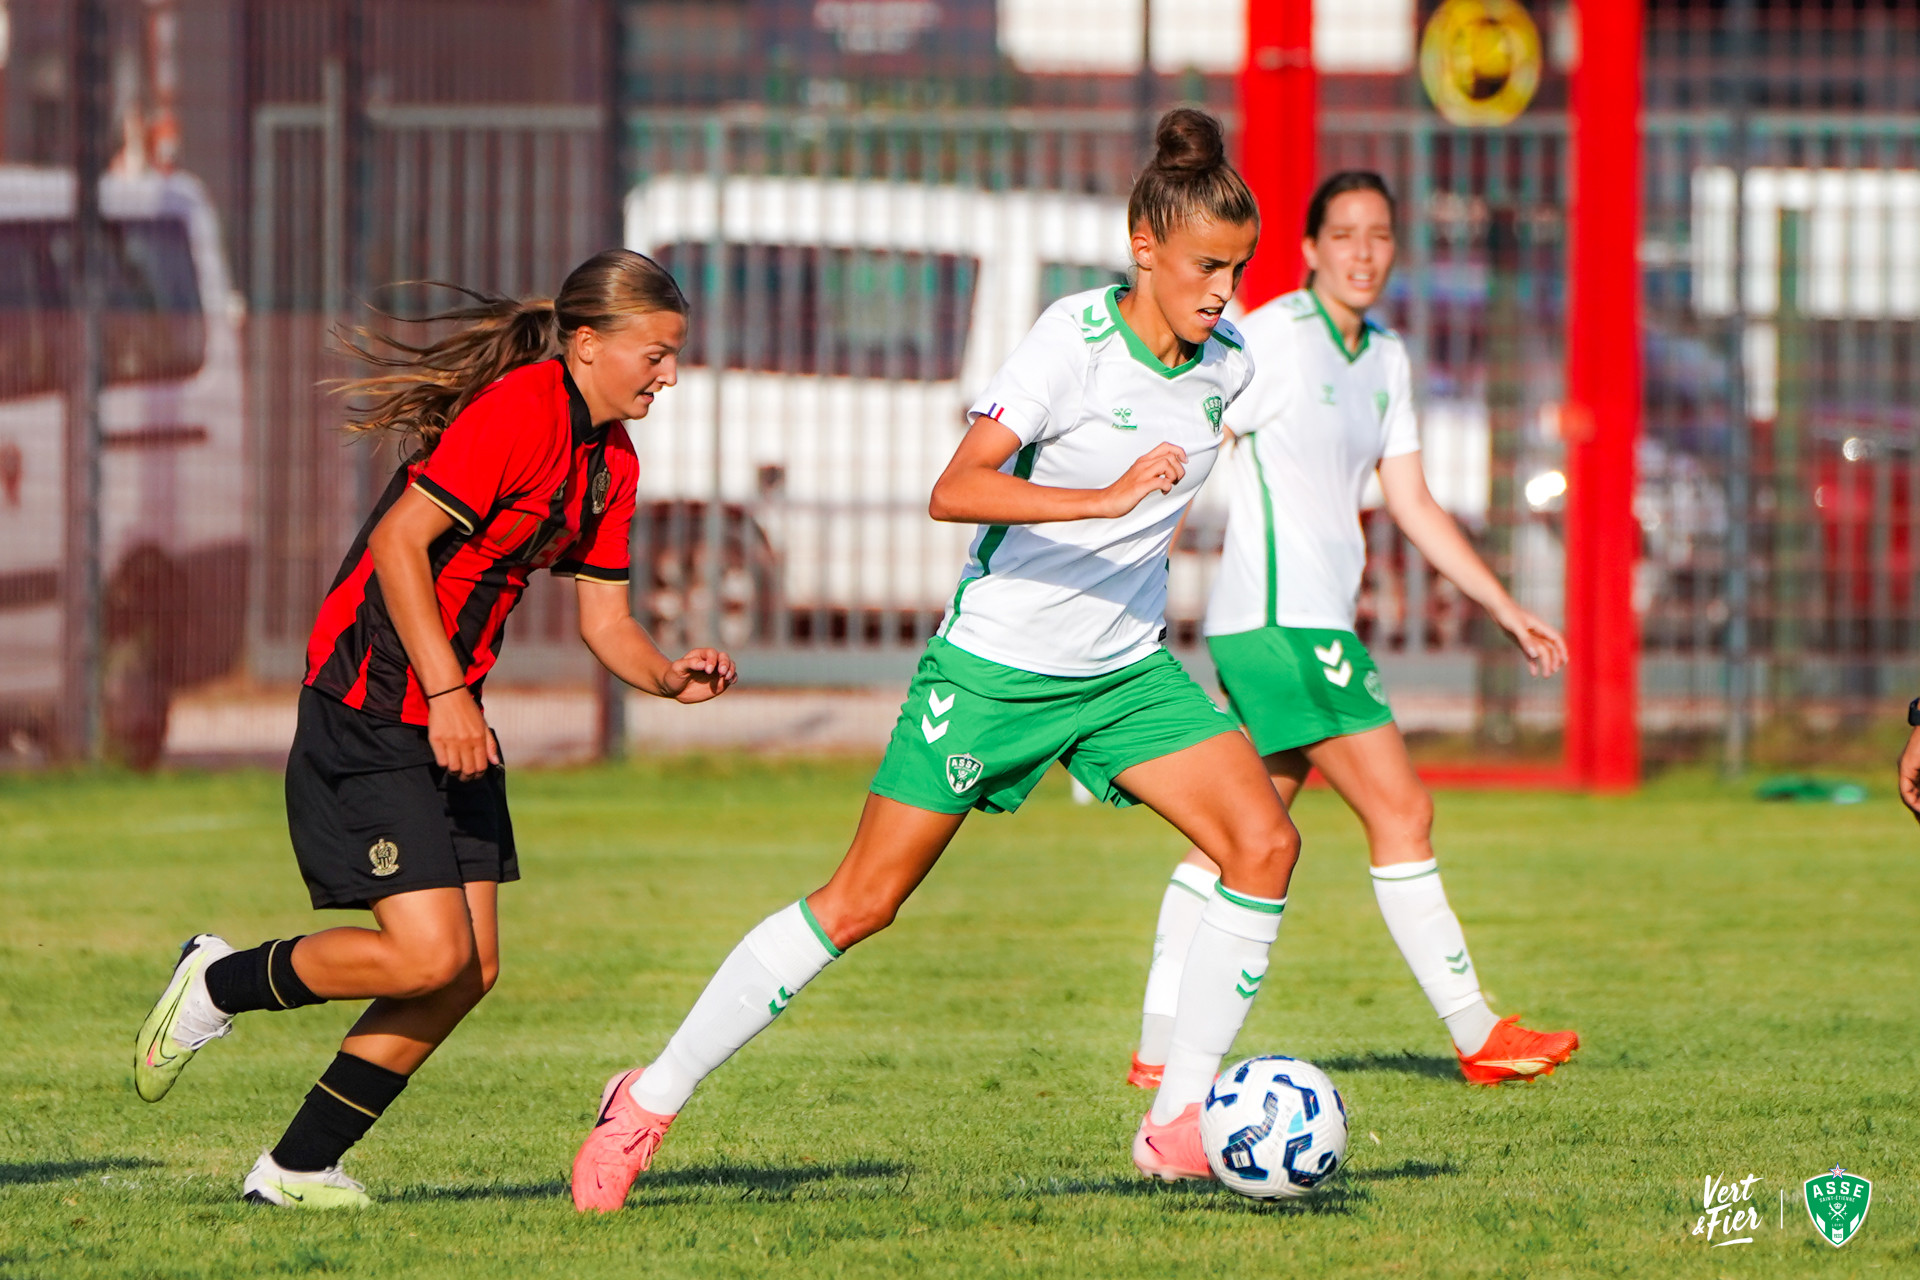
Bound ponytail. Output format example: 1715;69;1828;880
336;248;687;453
1127;107;1259;243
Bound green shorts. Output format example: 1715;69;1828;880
1207;625;1395;757
869;638;1239;815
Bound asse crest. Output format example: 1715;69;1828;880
1202;395;1224;435
1804;1168;1871;1247
946;752;983;795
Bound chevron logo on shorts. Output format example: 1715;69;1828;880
1313;640;1354;688
922;688;956;743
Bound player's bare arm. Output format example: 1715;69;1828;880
575;578;736;704
1897;719;1920;822
367;487;497;780
928;418;1187;525
1377;450;1568;678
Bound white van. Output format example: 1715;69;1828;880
624;175;1154;643
0;167;247;763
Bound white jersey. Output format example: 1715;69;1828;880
1205;289;1421;637
940;285;1256;676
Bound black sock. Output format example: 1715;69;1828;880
269;1052;411;1173
203;938;325;1015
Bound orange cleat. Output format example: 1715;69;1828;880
570;1068;676;1212
1132;1103;1215;1182
1457;1015;1581;1085
1126;1054;1164;1090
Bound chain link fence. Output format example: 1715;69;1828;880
5;0;1918;768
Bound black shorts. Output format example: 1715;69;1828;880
286;686;518;910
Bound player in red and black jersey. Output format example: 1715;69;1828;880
130;249;737;1208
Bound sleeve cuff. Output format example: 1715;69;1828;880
552;560;630;585
412;476;481;534
967;401;1043;445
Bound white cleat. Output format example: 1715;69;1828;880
242;1152;372;1209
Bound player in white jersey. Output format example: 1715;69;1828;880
1129;172;1582;1089
572;110;1295;1209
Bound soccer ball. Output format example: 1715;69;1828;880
1200;1055;1348;1200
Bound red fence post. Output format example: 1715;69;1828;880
1565;0;1643;790
1239;0;1315;310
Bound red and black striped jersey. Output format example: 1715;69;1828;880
304;358;637;725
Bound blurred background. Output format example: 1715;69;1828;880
3;0;1917;779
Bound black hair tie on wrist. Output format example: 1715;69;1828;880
425;684;468;701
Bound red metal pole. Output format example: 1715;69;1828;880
1239;0;1315;309
1564;0;1643;790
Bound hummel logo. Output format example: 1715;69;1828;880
1313;640;1343;665
1315;639;1354;688
1235;968;1264;999
768;986;794;1018
923;688;955;743
1445;949;1471;975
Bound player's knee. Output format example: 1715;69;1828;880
810;893;896;949
1386;787;1434;846
1219;815;1299;889
398;937;476;997
834;903;896;947
476;954;500;996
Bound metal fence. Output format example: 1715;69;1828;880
9;0;1920;769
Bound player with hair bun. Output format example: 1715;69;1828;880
131;248;737;1207
572;108;1287;1208
1127;172;1580;1091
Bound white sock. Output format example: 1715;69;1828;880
1150;885;1285;1124
1371;859;1499;1054
629;901;840;1115
172;942;237;1049
1138;863;1218;1065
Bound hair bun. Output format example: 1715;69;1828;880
1151;108;1226;174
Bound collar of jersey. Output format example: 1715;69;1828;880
1307;289;1373;364
555;358;607;444
1104;286;1204;380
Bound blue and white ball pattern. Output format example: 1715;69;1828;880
1199;1055;1349;1200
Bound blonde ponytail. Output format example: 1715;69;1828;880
335;248;687;453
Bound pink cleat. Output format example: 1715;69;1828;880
1132;1103;1214;1182
570;1068;676;1213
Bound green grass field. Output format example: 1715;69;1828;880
3;757;1915;1278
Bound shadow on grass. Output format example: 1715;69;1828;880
1346;1159;1459;1182
397;1160;911;1204
0;1157;163;1186
1015;1175;1365;1214
1317;1051;1460;1080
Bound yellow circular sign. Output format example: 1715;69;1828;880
1420;0;1542;128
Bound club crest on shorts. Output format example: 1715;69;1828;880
590;465;611;515
1364;670;1387;705
946;752;984;795
1804;1168;1871;1247
368;838;401;877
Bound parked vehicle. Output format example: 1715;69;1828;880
0;167;247;765
623;175;1132;639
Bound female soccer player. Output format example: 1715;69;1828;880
571;109;1287;1211
1128;172;1579;1090
132;249;737;1208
